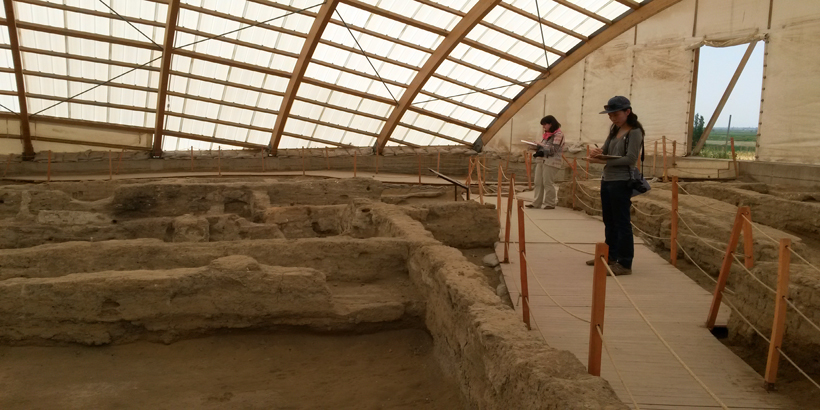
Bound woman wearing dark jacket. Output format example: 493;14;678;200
587;96;645;275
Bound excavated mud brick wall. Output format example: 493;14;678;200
366;200;626;409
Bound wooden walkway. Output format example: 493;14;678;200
495;200;794;409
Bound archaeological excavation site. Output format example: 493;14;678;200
0;176;624;409
2;0;820;408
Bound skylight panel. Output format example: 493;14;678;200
397;25;443;49
0;71;16;94
223;86;259;106
598;2;630;20
362;14;408;40
358;99;392;118
544;6;585;32
250;111;276;128
177;115;217;136
283;117;318;139
573;19;605;38
365;80;402;102
396;126;443;146
214;123;251;141
339;130;377;147
291;100;325;121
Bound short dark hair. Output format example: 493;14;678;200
540;115;561;133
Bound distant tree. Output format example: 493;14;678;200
692;113;705;148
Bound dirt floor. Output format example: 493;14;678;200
0;329;464;410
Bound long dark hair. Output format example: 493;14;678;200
607;109;645;140
540;115;561;133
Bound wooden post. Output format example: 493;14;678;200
477;158;484;205
730;137;738;178
497;165;502;223
653;140;658;178
525;152;532;190
505;152;510;172
354;150;357;177
218;147;222;176
417;153;422;185
588;242;609;377
325;147;329;170
662;136;668;182
743;212;755;269
465;157;474;186
117;150;123;175
672;140;677;166
190;147;194;171
571;159;578;210
517;198;530;330
503;174;515;263
47;150;51;183
3;154;10;178
108;150;113;181
764;238;791;390
706;206;751;329
671;176;679;266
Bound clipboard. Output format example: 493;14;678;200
520;140;540;147
597;154;622;159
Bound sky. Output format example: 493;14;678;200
694;42;765;128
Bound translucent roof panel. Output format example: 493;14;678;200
1;0;646;150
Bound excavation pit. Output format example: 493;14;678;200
0;177;624;409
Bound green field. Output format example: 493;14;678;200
696;127;756;160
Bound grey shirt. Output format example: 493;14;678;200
602;128;643;181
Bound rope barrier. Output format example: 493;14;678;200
519;294;549;345
631;205;670;218
602;256;730;410
730;253;777;295
519;204;594;255
676;213;727;253
521;252;590;324
784;297;820;336
720;291;820;392
677;184;737;215
675;241;735;295
595;325;640;410
776;346;820;391
573;194;602;213
630;221;669;241
742;214;820;276
574;180;597;199
720;291;771;343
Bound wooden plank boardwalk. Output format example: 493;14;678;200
495;202;794;409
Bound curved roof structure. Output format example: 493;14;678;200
0;0;659;157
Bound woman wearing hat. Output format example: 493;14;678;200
587;96;645;275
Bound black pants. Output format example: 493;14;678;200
601;180;633;269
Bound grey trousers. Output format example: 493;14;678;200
532;160;560;207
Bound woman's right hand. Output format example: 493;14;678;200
589;147;603;157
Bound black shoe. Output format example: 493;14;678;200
610;263;632;276
586;259;615;266
525;204;536;208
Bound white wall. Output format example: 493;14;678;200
487;0;820;165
